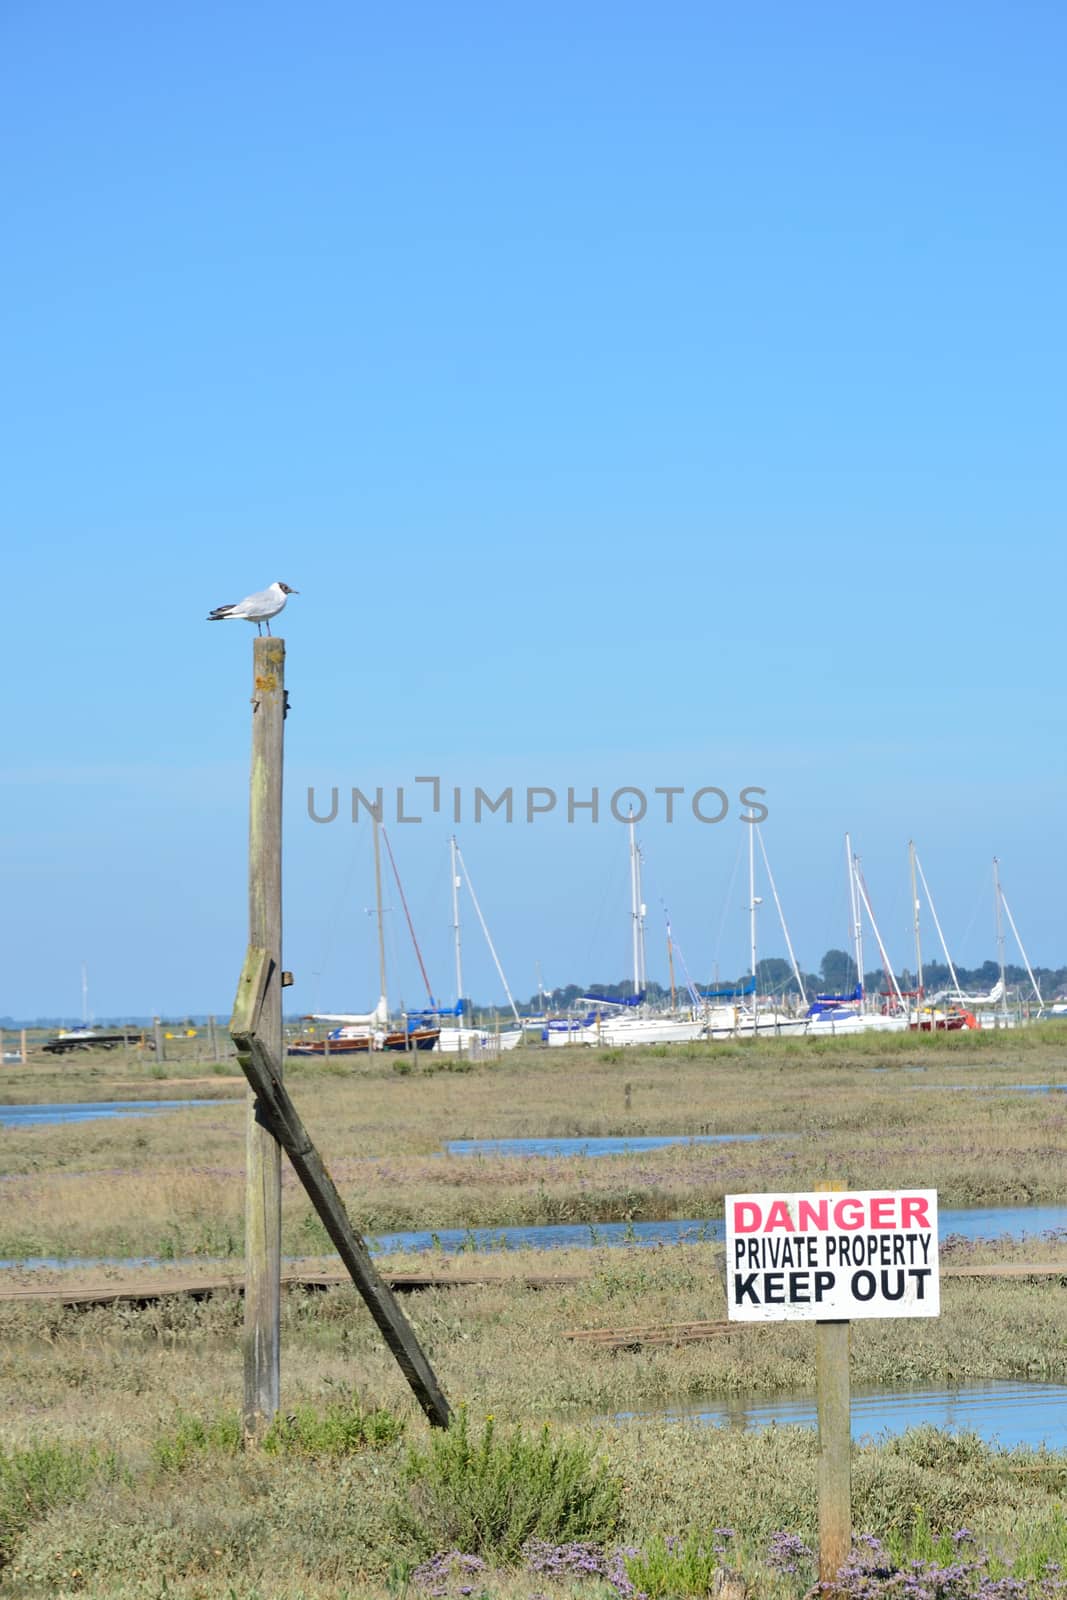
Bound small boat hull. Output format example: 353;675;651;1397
287;1027;440;1057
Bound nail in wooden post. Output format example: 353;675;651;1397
243;635;285;1440
816;1181;851;1589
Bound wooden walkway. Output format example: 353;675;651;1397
0;1262;1061;1316
0;1270;580;1310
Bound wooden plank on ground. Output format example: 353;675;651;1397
565;1320;733;1348
0;1270;580;1310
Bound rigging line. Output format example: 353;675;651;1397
755;825;807;1002
455;844;521;1023
380;825;436;1005
955;880;987;968
998;883;1044;1004
312;823;366;984
710;828;744;981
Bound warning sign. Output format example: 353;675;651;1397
725;1189;939;1322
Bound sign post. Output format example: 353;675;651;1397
725;1188;939;1589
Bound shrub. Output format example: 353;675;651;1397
395;1408;622;1564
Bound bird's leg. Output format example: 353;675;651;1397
256;622;263;636
265;620;273;636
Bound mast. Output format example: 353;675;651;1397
449;834;463;1008
993;857;1010;1022
756;826;805;1003
372;814;389;1017
748;820;759;1034
909;839;923;1001
845;833;864;1007
665;908;677;1010
914;848;964;1002
628;810;646;999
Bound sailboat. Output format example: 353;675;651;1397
406;837;524;1052
288;820;440;1056
543;814;706;1047
701;823;809;1038
806;836;907;1035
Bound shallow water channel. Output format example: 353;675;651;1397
0;1099;239;1130
445;1134;781;1158
5;1204;1063;1272
613;1379;1067;1451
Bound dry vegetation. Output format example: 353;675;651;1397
1;1027;1066;1596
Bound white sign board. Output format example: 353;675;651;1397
725;1189;939;1322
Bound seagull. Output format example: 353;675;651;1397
207;582;298;636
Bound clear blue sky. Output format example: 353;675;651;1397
2;1;1064;1017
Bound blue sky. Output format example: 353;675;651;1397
2;1;1064;1017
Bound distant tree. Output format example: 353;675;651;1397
819;949;858;992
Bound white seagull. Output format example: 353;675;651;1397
207;581;298;636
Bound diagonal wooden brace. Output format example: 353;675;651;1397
231;946;452;1428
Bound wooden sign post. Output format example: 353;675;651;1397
725;1188;939;1590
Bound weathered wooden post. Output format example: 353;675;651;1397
153;1018;165;1063
19;1029;28;1065
208;1014;220;1063
816;1318;851;1584
243;635;286;1440
816;1181;850;1588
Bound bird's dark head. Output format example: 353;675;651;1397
277;582;299;595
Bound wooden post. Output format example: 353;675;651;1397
243;635;286;1440
817;1319;851;1585
153;1018;165;1062
0;1030;5;1067
19;1029;27;1065
816;1181;851;1587
208;1015;220;1063
231;946;451;1429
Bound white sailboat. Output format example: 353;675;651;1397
806;836;907;1035
430;837;524;1052
703;824;809;1038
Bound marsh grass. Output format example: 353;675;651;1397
3;1030;1067;1594
2;1029;1065;1260
151;1395;404;1472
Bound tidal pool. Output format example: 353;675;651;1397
0;1100;240;1130
3;1205;1065;1272
445;1134;784;1158
613;1379;1067;1452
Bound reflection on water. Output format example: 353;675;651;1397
445;1134;782;1158
0;1100;239;1130
615;1379;1067;1452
